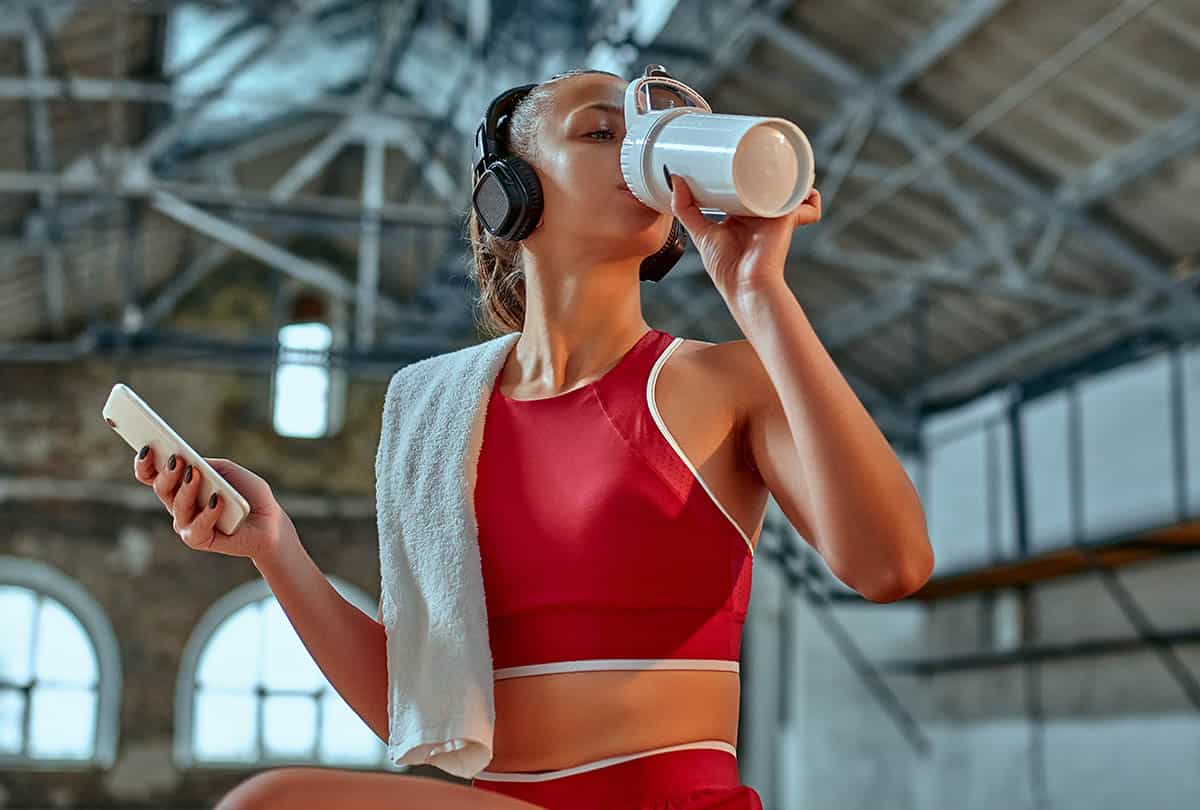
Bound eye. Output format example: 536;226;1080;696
586;128;616;140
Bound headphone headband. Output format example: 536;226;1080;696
473;83;537;184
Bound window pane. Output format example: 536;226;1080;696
318;690;382;766
280;322;331;354
28;685;95;760
197;603;260;691
34;599;98;687
261;599;323;692
0;688;25;754
273;365;330;437
0;586;35;685
273;323;332;438
194;689;257;761
263;694;316;759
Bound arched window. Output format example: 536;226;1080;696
271;288;347;439
0;556;121;769
175;576;398;770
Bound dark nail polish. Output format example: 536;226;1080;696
663;165;673;191
168;454;176;470
209;493;218;509
184;465;193;483
138;444;148;460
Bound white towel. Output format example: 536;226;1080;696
374;330;521;779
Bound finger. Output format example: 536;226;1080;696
792;211;821;229
181;491;222;550
793;192;821;227
171;463;200;533
667;173;711;240
153;452;184;512
205;458;235;484
134;444;157;485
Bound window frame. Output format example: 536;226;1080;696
173;575;383;770
0;555;122;770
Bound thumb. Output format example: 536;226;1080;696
204;458;275;511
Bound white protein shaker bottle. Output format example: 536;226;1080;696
620;66;815;219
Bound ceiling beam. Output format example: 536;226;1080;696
21;11;67;338
749;13;1199;398
907;271;1200;405
149;190;410;323
0;168;462;228
0;74;442;121
129;1;324;169
753;16;1186;308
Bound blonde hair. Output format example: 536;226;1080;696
465;68;622;339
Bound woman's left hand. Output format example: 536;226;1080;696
668;173;821;298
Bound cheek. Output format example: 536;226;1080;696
537;150;588;196
565;150;611;188
542;156;615;208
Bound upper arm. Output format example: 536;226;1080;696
728;340;820;548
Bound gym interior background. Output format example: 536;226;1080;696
1;0;1197;807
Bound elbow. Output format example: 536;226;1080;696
857;545;935;604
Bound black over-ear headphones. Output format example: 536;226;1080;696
470;82;687;283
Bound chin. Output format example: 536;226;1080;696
624;204;670;227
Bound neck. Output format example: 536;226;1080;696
506;254;651;392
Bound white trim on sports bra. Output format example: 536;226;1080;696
473;739;738;782
647;336;757;557
493;657;740;680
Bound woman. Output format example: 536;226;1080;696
134;68;932;809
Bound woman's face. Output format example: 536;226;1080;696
528;73;673;257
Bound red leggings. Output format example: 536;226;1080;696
470;740;762;810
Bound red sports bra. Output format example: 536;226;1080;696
473;327;758;681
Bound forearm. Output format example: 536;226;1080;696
730;280;933;596
252;517;390;743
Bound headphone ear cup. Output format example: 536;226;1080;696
639;219;687;283
502;157;544;241
473;157;544;241
670;219;686;245
472;168;514;236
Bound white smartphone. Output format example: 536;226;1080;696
102;383;250;535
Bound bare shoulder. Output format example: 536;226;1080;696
667;337;766;422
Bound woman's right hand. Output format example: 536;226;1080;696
133;445;289;561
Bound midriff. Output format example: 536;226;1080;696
485;668;740;773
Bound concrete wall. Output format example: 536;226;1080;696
739;341;1200;809
740;532;928;810
740;532;1200;810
